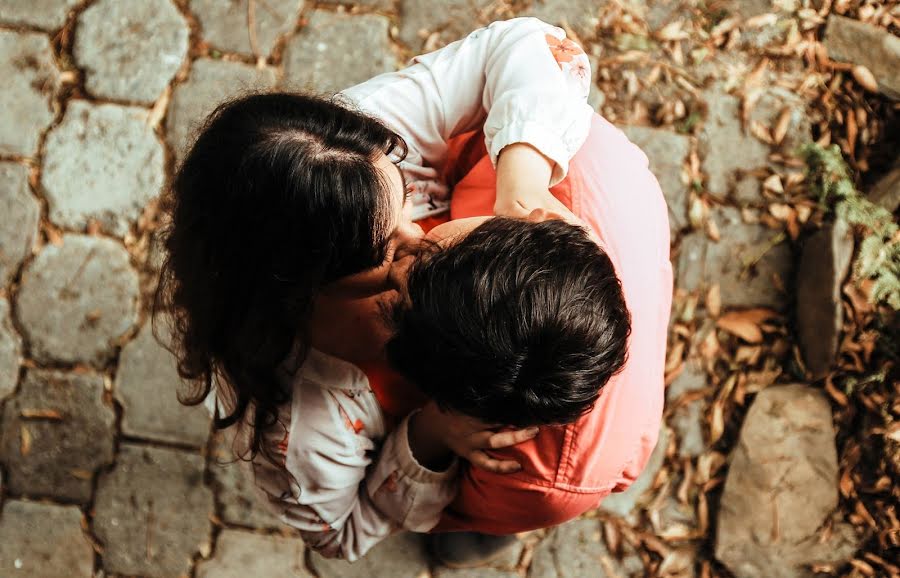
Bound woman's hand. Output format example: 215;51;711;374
409;401;539;474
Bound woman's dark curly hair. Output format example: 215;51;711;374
154;92;407;466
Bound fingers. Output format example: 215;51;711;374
487;427;540;449
468;450;522;474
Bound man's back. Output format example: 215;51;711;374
430;114;672;533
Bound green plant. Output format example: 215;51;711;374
801;143;900;310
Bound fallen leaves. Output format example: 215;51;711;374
715;308;780;343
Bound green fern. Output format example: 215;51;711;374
800;143;900;310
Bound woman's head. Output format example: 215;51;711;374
155;92;417;460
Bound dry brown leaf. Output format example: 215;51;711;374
773;107;792;145
709;400;725;444
764;175;785;194
851;65;878;93
750;121;774;144
716;313;764;343
20;426;32;456
665;340;686;374
21;408;64;420
706;284;721;318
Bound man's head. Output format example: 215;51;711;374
385;215;631;427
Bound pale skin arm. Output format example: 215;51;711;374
495;142;572;217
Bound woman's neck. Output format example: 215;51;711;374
308;292;394;364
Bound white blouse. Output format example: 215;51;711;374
214;17;594;562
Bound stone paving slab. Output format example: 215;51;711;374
192;0;304;58
116;321;211;447
529;518;644;578
196;528;311;578
74;0;189;104
0;29;61;157
699;88;770;203
166;57;277;159
715;384;859;578
619;125;691;236
436;567;520;578
309;531;429;578
677;207;792;309
0;163;40;287
397;0;489;52
41;101;165;236
0;369;116;503
523;0;603;40
210;429;285;529
15;234;139;365
0;298;23;401
824;15;900;101
93;442;215;577
0;500;94;578
0;0;79;30
283;11;394;94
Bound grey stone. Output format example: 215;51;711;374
0;30;61;157
869;164;900;212
192;0;304;57
751;88;811;152
671;400;705;458
523;0;604;40
0;369;115;503
715;384;860;578
645;0;689;32
398;0;489;52
725;0;772;17
824;15;900;100
699;89;769;201
0;500;94;578
436;568;519;578
74;0;189;104
0;299;22;401
620;125;691;234
42;101;165;236
196;529;310;578
320;0;391;9
796;220;853;379
210;429;284;529
93;443;215;577
16;235;139;365
283;11;394;94
666;361;707;402
529;518;641;578
166;58;277;158
601;425;669;517
677;207;792;309
116;322;211;446
309;531;428;578
0;163;39;286
0;0;79;29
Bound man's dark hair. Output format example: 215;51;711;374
386;217;631;427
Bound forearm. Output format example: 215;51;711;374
408;406;454;471
495;142;554;208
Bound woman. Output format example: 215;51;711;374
155;17;595;561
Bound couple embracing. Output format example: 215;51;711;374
155;17;672;567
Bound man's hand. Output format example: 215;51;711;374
409;401;539;474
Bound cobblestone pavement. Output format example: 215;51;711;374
0;0;844;576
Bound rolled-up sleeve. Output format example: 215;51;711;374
341;17;594;191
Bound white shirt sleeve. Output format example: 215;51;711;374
241;352;458;562
340;17;594;218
